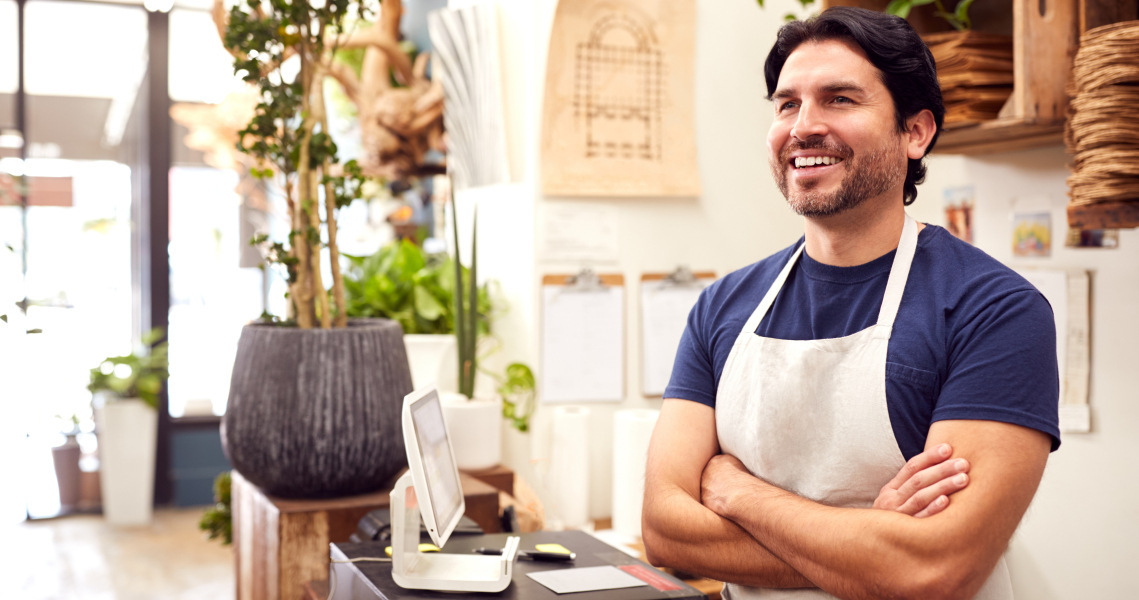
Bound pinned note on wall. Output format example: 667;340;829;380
639;267;715;397
540;270;625;403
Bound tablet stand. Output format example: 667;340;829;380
389;472;520;592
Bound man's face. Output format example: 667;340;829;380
766;39;909;218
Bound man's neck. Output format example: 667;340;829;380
801;195;918;267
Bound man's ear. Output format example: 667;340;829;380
905;109;937;159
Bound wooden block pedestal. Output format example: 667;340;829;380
232;468;504;600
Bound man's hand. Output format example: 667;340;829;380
873;443;970;518
701;445;970;519
701;454;753;517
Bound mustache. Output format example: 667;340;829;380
779;139;853;164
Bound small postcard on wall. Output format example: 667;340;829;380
1012;212;1052;258
943;186;974;244
1065;228;1119;249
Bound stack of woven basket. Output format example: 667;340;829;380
924;31;1014;126
1066;21;1139;208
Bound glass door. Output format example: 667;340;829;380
1;0;147;519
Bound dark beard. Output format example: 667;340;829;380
770;138;905;218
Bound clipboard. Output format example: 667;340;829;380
640;267;715;397
540;270;625;403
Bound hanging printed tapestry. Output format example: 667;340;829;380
540;0;700;197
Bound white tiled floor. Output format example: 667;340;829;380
7;508;235;600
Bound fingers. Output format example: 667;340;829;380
913;495;949;519
895;466;969;515
873;443;971;517
885;443;953;491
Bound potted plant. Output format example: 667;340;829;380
434;181;501;470
343;237;491;393
217;0;417;499
87;328;167;525
342;188;536;438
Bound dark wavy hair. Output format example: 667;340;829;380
764;7;945;205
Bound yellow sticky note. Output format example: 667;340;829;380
535;543;572;554
385;543;440;557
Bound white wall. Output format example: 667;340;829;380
472;0;1138;596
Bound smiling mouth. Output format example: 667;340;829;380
792;156;844;169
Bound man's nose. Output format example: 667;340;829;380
790;103;828;141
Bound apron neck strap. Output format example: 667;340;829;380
876;214;918;328
743;242;805;334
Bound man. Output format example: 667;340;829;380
641;8;1060;600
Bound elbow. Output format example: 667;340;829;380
893;555;992;600
640;515;667;568
640;509;682;570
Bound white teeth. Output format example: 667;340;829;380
794;156;840;168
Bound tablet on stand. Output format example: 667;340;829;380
390;387;520;592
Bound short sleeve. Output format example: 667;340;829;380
934;288;1062;450
663;292;719;407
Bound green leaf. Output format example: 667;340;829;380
756;0;764;7
413;285;446;322
885;0;912;18
954;0;976;30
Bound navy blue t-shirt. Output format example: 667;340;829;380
665;224;1061;459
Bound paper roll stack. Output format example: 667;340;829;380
550;406;590;529
611;409;660;538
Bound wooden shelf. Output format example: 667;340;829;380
1068;202;1139;230
935;118;1066;155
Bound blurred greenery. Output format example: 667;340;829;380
86;328;168;409
199;471;233;546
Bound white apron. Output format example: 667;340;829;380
715;215;1011;599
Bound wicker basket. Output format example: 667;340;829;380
1066;21;1139;208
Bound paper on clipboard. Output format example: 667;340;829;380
640;270;714;396
540;273;625;403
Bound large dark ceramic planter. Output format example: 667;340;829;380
222;318;413;498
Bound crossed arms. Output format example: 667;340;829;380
641;399;1050;600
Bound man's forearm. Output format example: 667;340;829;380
641;485;814;589
703;422;1051;600
715;477;955;600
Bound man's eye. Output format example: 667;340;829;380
778;101;798;112
833;96;854;104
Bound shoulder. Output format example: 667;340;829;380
910;225;1047;312
699;239;803;316
907;225;1060;449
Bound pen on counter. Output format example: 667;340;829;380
473;548;576;562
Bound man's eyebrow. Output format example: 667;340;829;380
769;81;868;102
771;88;796;101
822;82;867;95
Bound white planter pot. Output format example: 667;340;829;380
439;392;502;471
403;334;458;393
94;395;157;526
